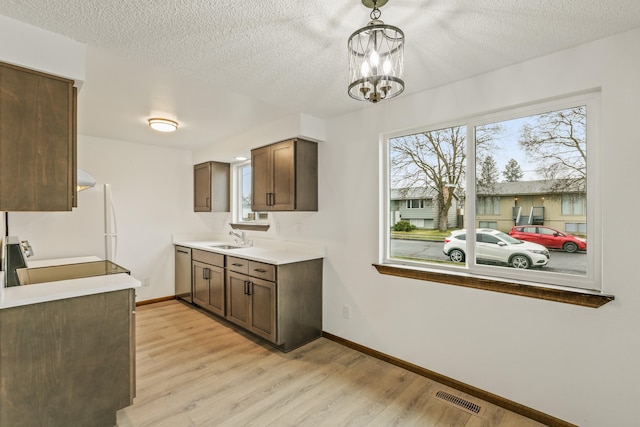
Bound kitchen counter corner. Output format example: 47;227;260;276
1;257;141;309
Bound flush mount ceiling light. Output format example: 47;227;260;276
148;118;178;132
348;0;404;103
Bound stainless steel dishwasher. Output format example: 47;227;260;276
175;246;192;303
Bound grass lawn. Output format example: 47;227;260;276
390;229;456;241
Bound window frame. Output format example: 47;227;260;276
406;199;425;209
477;196;500;215
231;160;269;227
380;92;608;303
561;194;586;216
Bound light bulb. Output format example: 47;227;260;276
369;50;380;68
361;61;370;77
383;58;392;75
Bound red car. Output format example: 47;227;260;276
509;226;587;253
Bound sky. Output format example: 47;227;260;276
481;116;539;181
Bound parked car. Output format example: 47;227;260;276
443;228;550;269
508;226;586;253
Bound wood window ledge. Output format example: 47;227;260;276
373;263;614;308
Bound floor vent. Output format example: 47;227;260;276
433;390;485;416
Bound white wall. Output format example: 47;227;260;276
9;136;213;301
318;28;640;426
0;14;85;83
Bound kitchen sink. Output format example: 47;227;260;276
207;244;243;250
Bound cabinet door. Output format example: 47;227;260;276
206;265;225;317
248;277;277;343
251;145;271;211
0;62;76;211
192;261;209;307
0;289;133;425
271;140;296;210
194;162;212;212
194;161;230;212
226;271;250;329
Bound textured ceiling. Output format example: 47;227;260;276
1;1;640;154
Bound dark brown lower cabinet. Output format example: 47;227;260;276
226;257;323;352
192;249;225;317
226;271;277;343
0;289;135;427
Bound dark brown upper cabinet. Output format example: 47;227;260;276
251;138;317;212
0;62;77;211
194;161;230;212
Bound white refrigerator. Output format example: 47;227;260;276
104;184;118;262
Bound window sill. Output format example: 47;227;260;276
373;263;614;308
229;223;270;232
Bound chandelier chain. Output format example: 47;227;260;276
370;5;381;20
369;0;382;20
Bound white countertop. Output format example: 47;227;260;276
1;256;141;310
174;240;325;265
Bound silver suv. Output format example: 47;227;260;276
443;229;550;269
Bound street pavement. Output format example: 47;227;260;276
389;239;587;274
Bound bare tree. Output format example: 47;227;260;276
391;127;464;232
519;106;586;191
390;125;500;232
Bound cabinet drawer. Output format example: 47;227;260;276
227;256;249;274
192;249;224;267
248;261;276;282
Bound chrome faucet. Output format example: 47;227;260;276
229;230;248;246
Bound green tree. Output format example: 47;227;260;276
477;155;499;193
502;158;524;182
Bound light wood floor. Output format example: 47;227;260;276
117;300;546;427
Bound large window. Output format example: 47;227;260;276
407;199;426;209
384;93;600;292
562;194;585;215
477;196;500;215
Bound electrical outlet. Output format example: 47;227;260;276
142;278;150;287
342;304;351;319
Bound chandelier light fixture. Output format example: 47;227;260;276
148;118;178;132
348;0;405;103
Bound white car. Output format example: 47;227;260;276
443;228;550;269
